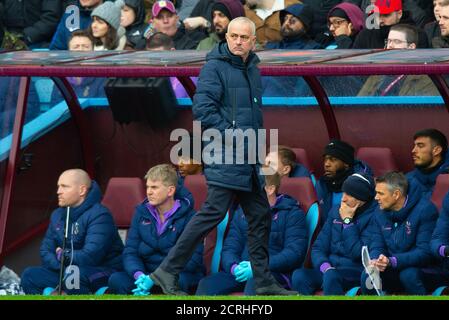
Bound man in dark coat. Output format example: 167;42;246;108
407;128;449;200
150;17;297;296
20;169;124;295
361;172;438;295
1;0;62;48
292;173;377;295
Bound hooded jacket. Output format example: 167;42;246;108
123;198;204;278
312;199;377;271
192;41;264;191
407;150;449;200
326;2;364;49
40;181;124;271
370;182;438;270
124;0;147;49
221;194;308;274
430;191;449;266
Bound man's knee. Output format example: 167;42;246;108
108;272;133;294
399;268;421;284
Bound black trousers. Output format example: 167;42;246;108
161;176;275;289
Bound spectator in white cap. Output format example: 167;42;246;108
88;0;128;50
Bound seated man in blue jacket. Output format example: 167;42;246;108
316;140;373;223
265;145;312;179
195;173;307;295
361;171;438;295
21;169;124;295
292;173;377;295
407;128;449;200
108;164;204;295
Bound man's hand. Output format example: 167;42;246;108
184;17;209;30
334;22;353;37
374;254;389;272
339;201;359;221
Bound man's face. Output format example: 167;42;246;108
213;10;230;37
281;13;305;38
375;182;397;210
226;21;256;61
177;157;202;177
91;16;109;38
412;136;439;169
379;10;402;26
153;9;179;37
80;0;102;9
341;192;363;208
121;5;137;28
439;6;449;37
323;155;348;177
146;179;174;207
68;36;93;51
57;172;85;207
386;30;414;49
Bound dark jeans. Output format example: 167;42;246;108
161;178;275;289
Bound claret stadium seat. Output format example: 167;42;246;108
102;177;146;244
356;147;398;177
431;174;449;211
291;147;317;185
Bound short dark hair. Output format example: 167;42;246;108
146;32;175;50
68;29;94;46
389;24;418;45
376;171;408;195
414;128;448;155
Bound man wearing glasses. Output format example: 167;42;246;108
358;24;438;96
150;17;298;296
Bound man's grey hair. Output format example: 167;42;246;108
228;17;256;36
376;171;408;196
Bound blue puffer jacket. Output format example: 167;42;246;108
370;182;438;270
430;190;449;264
123;198;204;278
316;159;373;222
50;1;93;50
192;41;264;192
312;199;377;271
406;150;449;200
221;194;308;274
40;181;124;271
289;162;311;178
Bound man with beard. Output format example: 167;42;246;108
406;128;449;199
316;140;373;224
50;0;104;50
197;0;245;50
265;3;321;49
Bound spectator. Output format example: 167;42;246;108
244;0;300;47
88;0;128;50
20;169;124;295
121;0;147;49
197;0;245;50
292;173;377;295
358;24;438;96
432;0;449;47
361;172;438;295
325;2;364;49
50;0;104;50
265;3;321;49
0;0;62;48
196;173;307;295
107;164;204;295
407;128;449;199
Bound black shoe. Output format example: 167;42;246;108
150;267;188;296
255;284;298;296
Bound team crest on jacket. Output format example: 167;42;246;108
73;222;79;235
405;221;412;235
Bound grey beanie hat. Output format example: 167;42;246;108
91;0;125;31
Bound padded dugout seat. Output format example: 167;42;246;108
101;177;146;244
356;147;398;177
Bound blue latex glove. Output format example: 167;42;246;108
134;274;154;292
234;261;253;282
132;287;150;296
